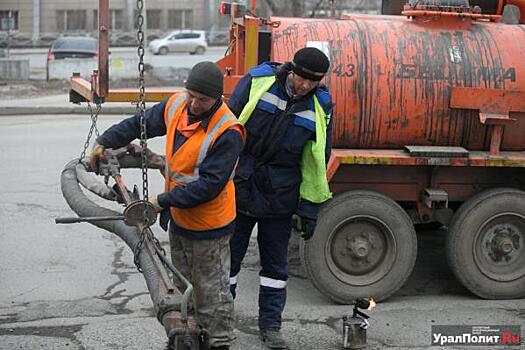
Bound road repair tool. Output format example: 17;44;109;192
56;147;208;350
55;150;157;227
342;298;376;349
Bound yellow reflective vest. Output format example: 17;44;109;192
238;75;332;203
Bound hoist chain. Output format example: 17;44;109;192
133;0;151;272
133;233;146;272
78;102;101;163
136;0;148;203
134;228;169;273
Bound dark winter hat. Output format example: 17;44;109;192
185;61;224;99
291;47;330;81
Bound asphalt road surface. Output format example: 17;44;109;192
0;113;523;350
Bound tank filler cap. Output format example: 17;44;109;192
402;0;501;21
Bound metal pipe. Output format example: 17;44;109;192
97;0;109;98
55;215;124;224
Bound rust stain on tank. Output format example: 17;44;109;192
270;15;525;151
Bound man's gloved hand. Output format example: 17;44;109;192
301;217;317;240
292;214;317;241
89;142;105;174
148;195;163;213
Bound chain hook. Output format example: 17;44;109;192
78;101;102;163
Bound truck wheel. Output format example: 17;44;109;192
446;188;525;299
300;190;417;303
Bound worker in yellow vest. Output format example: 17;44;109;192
227;47;333;349
91;62;245;350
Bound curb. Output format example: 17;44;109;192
0;106;139;116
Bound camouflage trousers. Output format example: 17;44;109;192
170;232;234;348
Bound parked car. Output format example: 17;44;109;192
207;30;229;46
148;30;207;55
46;36;98;80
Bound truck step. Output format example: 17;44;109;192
422;188;449;209
404;145;469;158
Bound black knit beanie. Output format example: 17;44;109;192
291;47;330;81
185;61;224;99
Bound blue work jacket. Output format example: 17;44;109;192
227;62;333;219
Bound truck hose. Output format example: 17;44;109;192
60;159;164;315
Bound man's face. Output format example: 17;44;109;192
186;89;217;115
288;71;320;97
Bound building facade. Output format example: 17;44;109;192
0;0;228;45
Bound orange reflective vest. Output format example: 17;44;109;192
163;93;245;231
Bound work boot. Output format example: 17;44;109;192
260;329;289;349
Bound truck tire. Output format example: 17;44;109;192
446;188;525;299
300;190;417;303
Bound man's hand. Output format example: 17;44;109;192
89;142;105;174
148;195;163;213
292;214;317;241
301;217;316;240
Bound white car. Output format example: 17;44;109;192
149;30;207;55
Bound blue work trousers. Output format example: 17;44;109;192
229;212;292;330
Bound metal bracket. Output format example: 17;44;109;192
422;188;449;209
450;87;525;157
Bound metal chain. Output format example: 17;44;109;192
152;233;167;257
133;234;146;272
133;229;168;273
133;0;150;272
78;101;102;163
136;0;148;203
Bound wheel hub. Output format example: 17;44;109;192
326;216;396;286
476;214;525;282
348;234;372;258
484;226;521;262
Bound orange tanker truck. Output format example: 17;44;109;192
68;0;525;305
215;0;525;303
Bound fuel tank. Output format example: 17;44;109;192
270;10;525;150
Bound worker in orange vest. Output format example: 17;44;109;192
91;62;245;350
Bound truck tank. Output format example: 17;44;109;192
269;5;525;151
